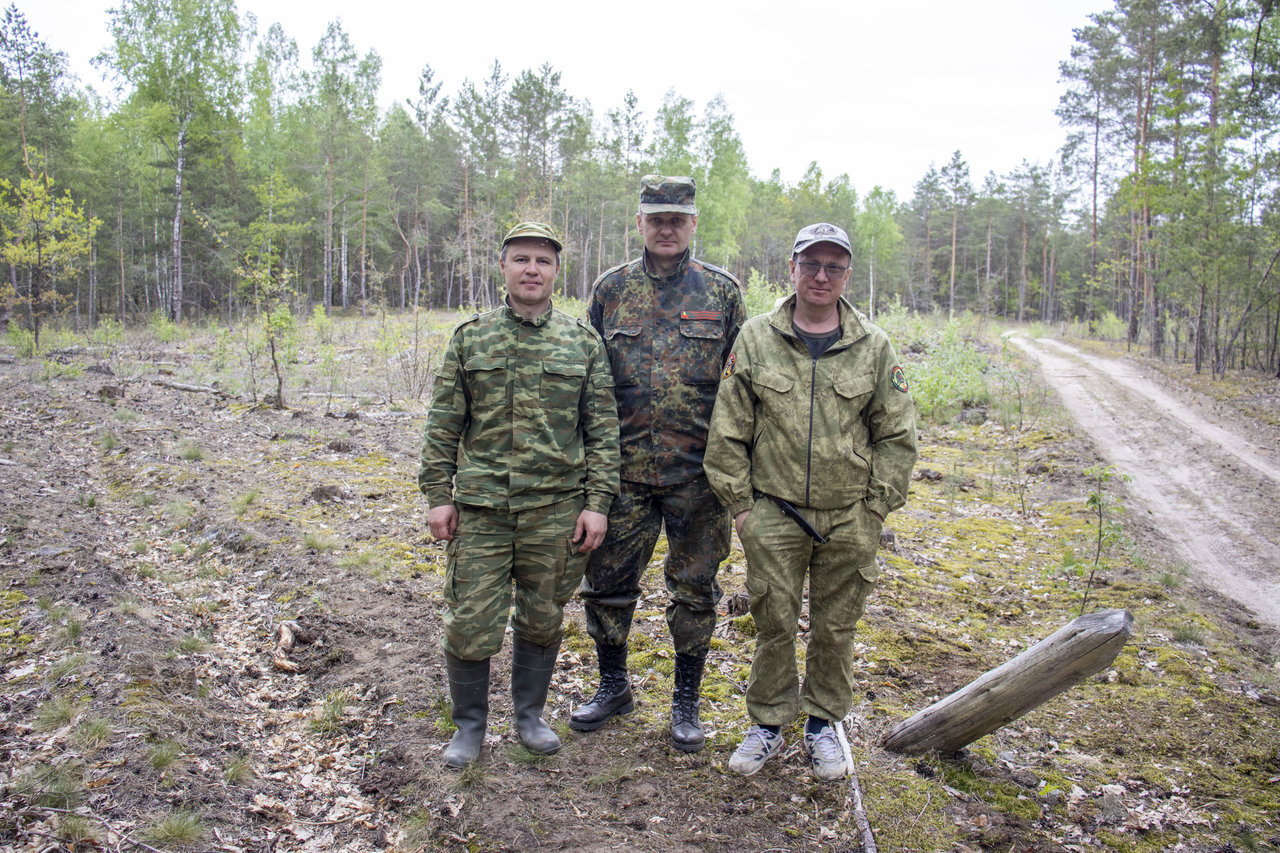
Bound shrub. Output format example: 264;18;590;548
744;268;789;318
908;322;991;422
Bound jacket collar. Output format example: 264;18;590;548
502;297;554;327
768;293;868;345
641;248;691;282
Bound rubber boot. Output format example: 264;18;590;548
671;652;706;753
442;652;489;768
511;637;562;754
569;642;633;732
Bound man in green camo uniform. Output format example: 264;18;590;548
571;175;746;753
419;221;620;768
704;222;917;782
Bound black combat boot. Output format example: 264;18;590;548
671;652;706;753
442;652;490;768
511;637;562;754
569;642;633;732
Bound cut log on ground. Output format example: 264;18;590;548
151;378;233;399
881;608;1133;755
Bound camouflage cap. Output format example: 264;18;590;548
792;222;852;257
638;175;698;215
502;221;563;252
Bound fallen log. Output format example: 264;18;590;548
881;608;1133;755
151;378;233;399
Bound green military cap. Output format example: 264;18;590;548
502;221;563;252
638;175;697;215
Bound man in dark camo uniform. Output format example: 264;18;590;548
420;221;619;768
571;176;746;752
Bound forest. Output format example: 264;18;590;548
2;0;1280;377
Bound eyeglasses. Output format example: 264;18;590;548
795;260;850;278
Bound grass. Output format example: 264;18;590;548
231;489;260;517
223;754;254;784
301;531;340;552
55;813;99;847
309;689;350;735
13;761;85;809
1171;623;1207;645
35;694;83;732
177;440;205;461
177;634;208;654
73;716;113;751
143;810;205;846
147;740;182;772
48;653;87;681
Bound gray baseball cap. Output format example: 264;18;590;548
792;222;852;256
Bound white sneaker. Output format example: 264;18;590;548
803;724;848;782
728;725;784;776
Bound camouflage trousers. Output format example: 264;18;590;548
739;496;882;725
580;475;729;658
442;495;587;660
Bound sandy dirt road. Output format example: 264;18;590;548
1010;334;1280;629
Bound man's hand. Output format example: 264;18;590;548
734;510;750;538
573;510;608;553
428;505;459;542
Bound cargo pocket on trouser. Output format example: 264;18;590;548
442;526;513;660
744;571;803;721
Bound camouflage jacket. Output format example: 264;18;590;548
419;301;620;514
704;293;917;519
588;250;745;487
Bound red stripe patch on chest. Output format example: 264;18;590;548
680;310;722;321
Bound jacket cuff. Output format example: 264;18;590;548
585;492;614;515
425;487;454;509
725;497;755;518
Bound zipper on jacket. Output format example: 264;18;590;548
805;354;817;505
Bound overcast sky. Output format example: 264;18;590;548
24;0;1106;199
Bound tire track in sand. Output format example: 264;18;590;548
1009;333;1280;629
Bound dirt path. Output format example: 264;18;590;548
1010;333;1280;629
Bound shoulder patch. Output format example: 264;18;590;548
891;365;909;393
722;352;736;379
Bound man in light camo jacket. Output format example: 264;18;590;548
419;221;620;768
705;222;917;782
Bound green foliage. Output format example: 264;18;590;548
1079;464;1131;614
91;317;126;349
311;303;335;344
148;311;181;343
211;326;235;372
12;760;85;809
555;294;587;319
0;163;98;348
908;322;991;422
7;323;36;357
744;268;788;318
1091;311;1127;341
